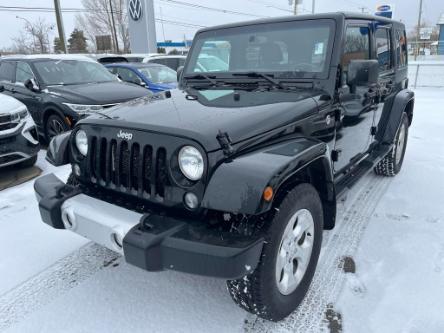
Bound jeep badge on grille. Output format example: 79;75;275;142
117;130;133;140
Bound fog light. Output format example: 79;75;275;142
184;192;199;209
73;164;81;177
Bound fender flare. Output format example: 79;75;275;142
42;105;70;128
201;138;333;216
46;131;72;166
377;89;414;144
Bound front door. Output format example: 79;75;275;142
334;23;376;173
13;61;43;125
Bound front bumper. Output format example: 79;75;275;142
0;116;40;167
34;174;264;279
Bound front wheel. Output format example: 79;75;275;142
45;114;69;142
227;183;323;321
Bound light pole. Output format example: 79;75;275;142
16;16;37;53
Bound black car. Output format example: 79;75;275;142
0;55;150;141
35;13;413;321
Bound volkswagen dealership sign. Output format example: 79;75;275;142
129;0;143;21
127;0;157;53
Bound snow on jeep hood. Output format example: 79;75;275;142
81;88;319;151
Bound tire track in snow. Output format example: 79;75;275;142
0;243;119;332
244;175;391;333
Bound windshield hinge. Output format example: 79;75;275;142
216;130;235;157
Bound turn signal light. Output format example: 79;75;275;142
263;186;274;202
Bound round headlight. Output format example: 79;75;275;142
75;130;88;156
178;146;204;181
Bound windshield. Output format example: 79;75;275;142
138;66;177;84
33;59;118;85
185;19;335;79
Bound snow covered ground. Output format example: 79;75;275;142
0;88;443;333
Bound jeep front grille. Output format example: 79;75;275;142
86;136;170;201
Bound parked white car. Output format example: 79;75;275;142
0;92;40;168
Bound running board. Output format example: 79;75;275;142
336;144;392;198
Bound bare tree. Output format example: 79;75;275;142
15;17;54;54
76;0;130;53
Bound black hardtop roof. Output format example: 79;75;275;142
197;12;404;33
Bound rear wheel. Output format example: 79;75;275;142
227;183;323;321
374;113;409;177
45;114;69;141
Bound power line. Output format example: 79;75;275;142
157;0;267;18
0;5;206;29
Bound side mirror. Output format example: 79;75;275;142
24;78;40;92
177;66;184;82
347;60;379;90
0;85;4;92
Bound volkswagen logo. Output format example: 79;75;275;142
129;0;143;21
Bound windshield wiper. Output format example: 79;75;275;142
232;72;285;89
183;73;218;85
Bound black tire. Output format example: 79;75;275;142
20;155;37;168
227;183;323;321
45;114;69;142
374;113;409;177
66;172;79;186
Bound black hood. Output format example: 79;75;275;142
81;88;319;151
47;81;150;104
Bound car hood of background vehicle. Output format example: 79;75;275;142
47;81;149;104
83;88;319;151
0;93;26;114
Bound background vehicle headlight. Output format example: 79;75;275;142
63;103;104;114
75;130;88;156
178;146;204;181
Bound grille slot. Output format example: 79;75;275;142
87;136;168;200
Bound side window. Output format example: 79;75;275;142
375;27;392;71
165;58;178;70
16;62;35;84
396;30;407;67
0;61;15;83
116;67;139;83
150;59;166;66
342;26;370;70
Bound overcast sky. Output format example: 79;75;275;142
1;0;443;49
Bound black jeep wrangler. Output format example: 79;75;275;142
35;13;413;321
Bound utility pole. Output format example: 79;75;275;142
109;0;120;53
293;0;299;15
53;0;67;53
415;0;424;60
312;0;315;14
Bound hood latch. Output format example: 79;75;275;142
217;130;235;157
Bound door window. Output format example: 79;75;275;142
342;26;370;70
15;62;35;84
395;30;407;68
0;62;15;83
116;67;140;84
375;27;392;71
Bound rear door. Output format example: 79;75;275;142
372;24;396;132
0;61;16;98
